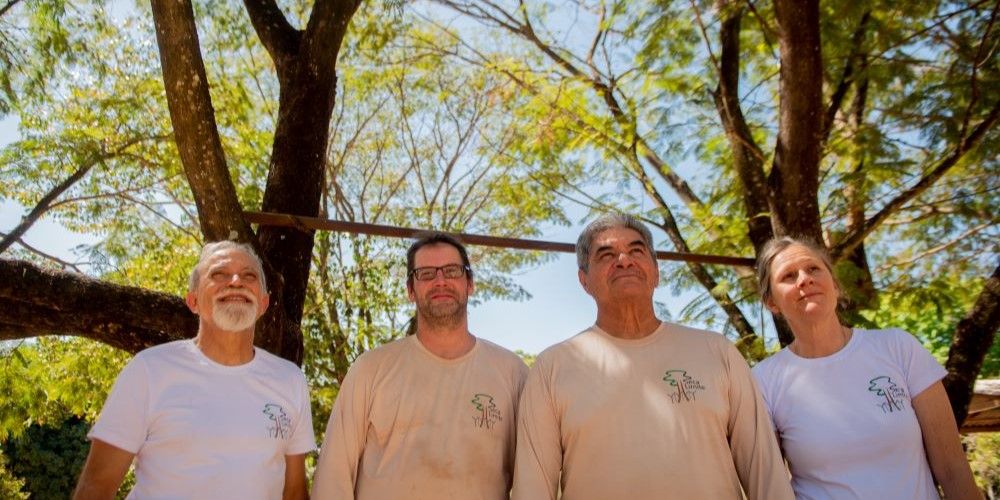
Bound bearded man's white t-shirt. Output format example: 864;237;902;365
89;339;316;499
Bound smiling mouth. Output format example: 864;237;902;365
217;294;253;303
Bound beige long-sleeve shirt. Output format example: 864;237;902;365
511;322;793;500
312;335;528;499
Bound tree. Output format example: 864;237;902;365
427;0;999;421
0;0;571;443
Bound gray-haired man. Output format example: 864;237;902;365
74;241;315;499
512;213;793;499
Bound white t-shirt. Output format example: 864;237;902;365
752;328;946;500
89;339;316;499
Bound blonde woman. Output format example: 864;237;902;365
752;236;980;499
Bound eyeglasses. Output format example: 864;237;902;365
410;264;470;281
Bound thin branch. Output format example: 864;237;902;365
0;0;22;18
821;10;870;145
830;98;1000;261
0;232;85;272
876;221;997;272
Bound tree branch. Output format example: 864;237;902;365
0;259;196;352
830;97;1000;262
242;0;301;68
0;0;22;18
820;10;870;145
0;163;93;254
713;3;772;253
150;0;254;244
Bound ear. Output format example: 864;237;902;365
578;268;590;294
406;281;416;303
467;277;475;296
257;293;270;316
764;296;781;316
185;291;199;314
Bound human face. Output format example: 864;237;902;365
186;248;270;333
765;244;839;322
578;227;658;304
407;243;474;321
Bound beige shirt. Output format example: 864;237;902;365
511;323;793;500
312;335;528;500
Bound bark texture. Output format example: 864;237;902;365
944;264;1000;425
0;259;195;351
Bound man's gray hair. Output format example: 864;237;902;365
188;241;267;293
576;213;655;271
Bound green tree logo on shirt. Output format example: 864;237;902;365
471;393;501;429
867;376;908;413
663;370;704;403
263;403;292;439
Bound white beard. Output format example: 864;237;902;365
212;300;258;332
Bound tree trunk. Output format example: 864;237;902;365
943;263;1000;425
769;0;824;243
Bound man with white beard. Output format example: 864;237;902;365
74;241;315;499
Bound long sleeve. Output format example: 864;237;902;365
510;359;561;500
311;359;372;499
724;344;794;500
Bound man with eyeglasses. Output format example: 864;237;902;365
74;241;315;499
312;232;528;499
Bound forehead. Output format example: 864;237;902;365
204;249;258;270
771;244;823;270
591;227;646;252
413;243;463;266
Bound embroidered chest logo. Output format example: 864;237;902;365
867;376;910;413
471;393;502;429
662;369;705;403
263;403;292;439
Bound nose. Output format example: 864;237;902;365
225;274;246;287
615;252;636;267
796;270;813;288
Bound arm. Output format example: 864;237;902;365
510;361;561;500
912;381;982;500
310;363;371;499
72;439;135;500
282;453;308;500
725;345;794;500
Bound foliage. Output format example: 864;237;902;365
966;432;1000;498
514;349;536;367
864;274;1000;376
0;338;128;441
0;449;27;499
1;416;89;499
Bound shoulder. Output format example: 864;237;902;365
477;338;528;368
344;335;413;375
135;338;192;359
853;327;926;355
129;339;195;370
534;327;599;364
253;348;307;382
660;322;742;362
752;348;793;380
